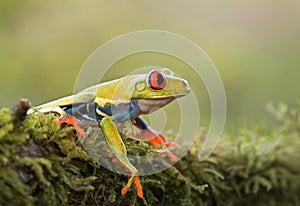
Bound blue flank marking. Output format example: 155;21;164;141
100;100;140;123
63;100;140;122
64;104;98;121
65;107;76;115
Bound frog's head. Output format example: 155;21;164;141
95;68;190;114
131;69;191;114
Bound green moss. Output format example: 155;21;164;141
0;101;300;205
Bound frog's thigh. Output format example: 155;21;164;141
100;116;137;174
36;106;67;118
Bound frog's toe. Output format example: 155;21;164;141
167;151;178;162
121;185;129;196
134;176;143;198
165;141;179;149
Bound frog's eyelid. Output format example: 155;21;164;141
160;68;174;76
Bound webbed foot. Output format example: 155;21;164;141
121;176;143;198
149;135;178;162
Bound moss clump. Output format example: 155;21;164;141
0;100;300;205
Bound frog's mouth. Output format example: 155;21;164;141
135;94;185;114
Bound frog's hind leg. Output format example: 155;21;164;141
57;115;85;136
100;116;143;198
29;105;85;137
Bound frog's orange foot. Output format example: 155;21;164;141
149;135;166;147
149;135;178;148
57;115;85;136
149;136;178;162
164;141;179;149
134;176;143;198
164;142;179;162
167;151;178;162
121;176;143;198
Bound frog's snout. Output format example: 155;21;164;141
183;80;191;94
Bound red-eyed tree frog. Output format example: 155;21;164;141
27;69;190;198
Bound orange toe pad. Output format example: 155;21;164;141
121;186;129;196
167;151;178;162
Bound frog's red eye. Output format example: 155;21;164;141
147;70;167;90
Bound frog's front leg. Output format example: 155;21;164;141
131;117;178;162
100;116;143;198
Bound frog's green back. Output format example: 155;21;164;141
29;70;190;112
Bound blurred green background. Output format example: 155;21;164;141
1;0;299;126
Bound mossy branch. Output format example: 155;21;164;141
0;100;300;205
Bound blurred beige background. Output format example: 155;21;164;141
1;0;299;124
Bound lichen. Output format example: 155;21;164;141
0;101;300;205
